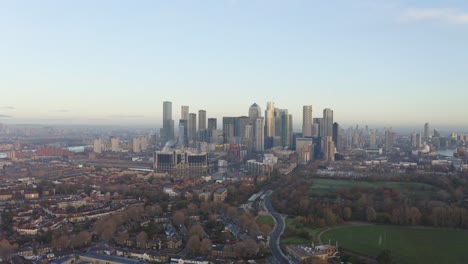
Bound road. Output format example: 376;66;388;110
264;190;290;264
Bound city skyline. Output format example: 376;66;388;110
1;1;468;129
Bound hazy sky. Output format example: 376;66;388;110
1;0;467;130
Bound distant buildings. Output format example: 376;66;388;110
154;150;208;171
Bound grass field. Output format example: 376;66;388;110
310;178;438;199
256;215;274;227
281;218;325;245
321;225;468;264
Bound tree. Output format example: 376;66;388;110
115;231;129;245
200;238;212;256
187;235;201;254
73;231;91;248
173;210;187;226
245;239;259;257
0;239;13;261
366;207;377;222
343;207;352;221
377;249;393;264
136;231;148;248
189;224;205;239
234;241;246;258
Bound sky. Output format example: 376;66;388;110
0;0;467;131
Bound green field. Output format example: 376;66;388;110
321;225;468;264
310;179;438;199
256;215;275;227
281;218;324;245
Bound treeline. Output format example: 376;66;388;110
272;173;468;229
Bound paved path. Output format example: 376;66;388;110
264;190;290;264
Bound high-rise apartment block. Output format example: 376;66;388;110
198;110;206;131
322;108;333;138
188;113;197;141
181;105;189;120
208;118;217;130
161;101;174;141
302;105;312;137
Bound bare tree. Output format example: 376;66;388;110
189;224;205;239
343;207;352;220
366;207;377;222
173;210;187;226
187;235;201;254
200;238;212;256
245;239;259;257
136;231;148;248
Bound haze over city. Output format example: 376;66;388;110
1;0;468;130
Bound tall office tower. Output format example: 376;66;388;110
411;133;417;148
198;110;206;131
237;116;250;139
208;118;217;130
179;119;188;146
178;122;186;147
322;108;333;138
312;118;322;137
245;124;253;149
254;117;265;152
385;128;393;151
281;113;293;148
416;133;422;148
370;129;376;148
188;113;197;141
265;102;275;149
249;103;262;122
181;105;189;120
332;122;339;149
223;117;236;143
161;101;174;141
110;136;120;152
296;138;313;164
424;123;430;141
322;136;335;162
433;129;441;138
93;138;102;153
302;105;313;137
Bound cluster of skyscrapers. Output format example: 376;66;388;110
159;101;338;162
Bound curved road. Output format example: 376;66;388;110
264;190;290;264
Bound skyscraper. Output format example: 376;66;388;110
322;108;333;138
178;119;188;146
161;101;174;141
198;110;206;131
424;123;430;141
370;129;376;148
322;136;335;162
281;113;293;148
181;105;189;120
265;102;275;149
208;118;217;130
312;118;322;137
223;117;236;143
188;113;197;141
332;122;339;149
385;128;393;151
249;103;262;122
254;117;265;152
302;105;313;137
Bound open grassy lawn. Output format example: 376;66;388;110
310;178;439;199
281;218;325;245
256;215;275;227
321;225;468;264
